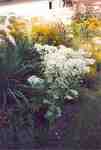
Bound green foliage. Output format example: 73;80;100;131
0;16;44;113
0;16;6;24
27;44;94;124
0;14;96;128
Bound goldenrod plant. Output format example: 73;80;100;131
31;17;72;46
71;10;101;74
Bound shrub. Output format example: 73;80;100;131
30;44;95;123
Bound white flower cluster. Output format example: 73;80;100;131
34;43;57;55
35;44;95;77
34;43;95;100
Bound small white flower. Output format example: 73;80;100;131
34;43;43;52
65;95;73;100
70;89;78;96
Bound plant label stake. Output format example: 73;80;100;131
49;0;52;9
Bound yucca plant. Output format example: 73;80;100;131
0;20;48;144
0;30;40;108
0;14;53;144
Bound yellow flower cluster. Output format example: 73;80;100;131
72;15;101;76
3;16;72;47
6;16;32;45
84;17;101;31
31;16;67;46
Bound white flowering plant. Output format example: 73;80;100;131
28;44;95;123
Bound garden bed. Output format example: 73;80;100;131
0;7;101;149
